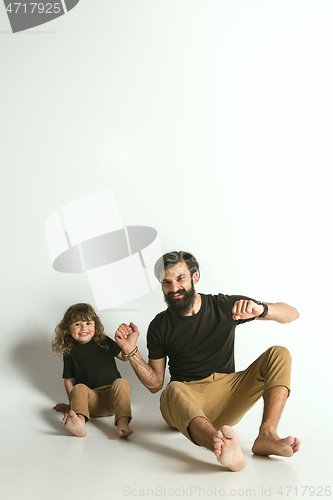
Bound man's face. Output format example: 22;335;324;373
161;261;198;315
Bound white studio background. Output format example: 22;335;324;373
1;1;332;499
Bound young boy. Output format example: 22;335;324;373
52;303;133;437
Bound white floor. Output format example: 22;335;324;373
2;340;332;500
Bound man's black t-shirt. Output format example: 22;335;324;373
147;294;255;382
62;335;122;389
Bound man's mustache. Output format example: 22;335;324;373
166;290;185;298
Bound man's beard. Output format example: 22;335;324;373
164;279;196;315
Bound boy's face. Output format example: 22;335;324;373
69;319;95;344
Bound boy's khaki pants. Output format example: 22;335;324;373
70;378;132;425
160;345;291;442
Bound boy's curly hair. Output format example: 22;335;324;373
51;303;107;357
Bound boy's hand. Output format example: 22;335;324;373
115;322;140;355
53;403;70;413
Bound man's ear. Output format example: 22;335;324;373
193;271;199;284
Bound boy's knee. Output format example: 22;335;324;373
71;383;89;396
112;378;131;393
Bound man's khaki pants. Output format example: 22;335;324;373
160;345;291;442
70;378;132;425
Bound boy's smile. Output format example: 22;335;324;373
69;320;95;344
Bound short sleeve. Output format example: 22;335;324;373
218;293;257;325
147;318;166;360
62;354;75;379
105;335;122;357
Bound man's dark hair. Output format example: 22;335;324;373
154;251;200;282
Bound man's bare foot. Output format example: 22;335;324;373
117;417;133;437
62;410;87;437
252;429;301;457
213;425;246;472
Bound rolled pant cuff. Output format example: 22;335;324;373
115;413;132;426
186;415;212;445
263;381;291;397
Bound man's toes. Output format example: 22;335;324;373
221;425;235;439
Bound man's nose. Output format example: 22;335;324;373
170;281;179;292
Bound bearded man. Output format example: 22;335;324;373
115;251;300;471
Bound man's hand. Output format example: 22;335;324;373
232;300;264;320
115;322;140;355
53;403;70;413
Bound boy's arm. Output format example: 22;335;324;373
115;322;166;393
64;378;75;399
116;351;129;361
53;378;75;413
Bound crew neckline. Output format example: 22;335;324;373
73;338;95;348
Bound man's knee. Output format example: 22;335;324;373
161;381;188;404
160;382;188;415
268;345;292;364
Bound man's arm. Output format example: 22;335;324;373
115;322;166;393
232;300;299;324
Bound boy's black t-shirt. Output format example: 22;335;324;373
147;293;256;382
62;335;122;389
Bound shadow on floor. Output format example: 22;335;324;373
11;334;64;400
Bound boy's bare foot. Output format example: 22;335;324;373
252;429;300;457
53;403;70;413
117;417;133;437
213;425;246;472
62;410;87;437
